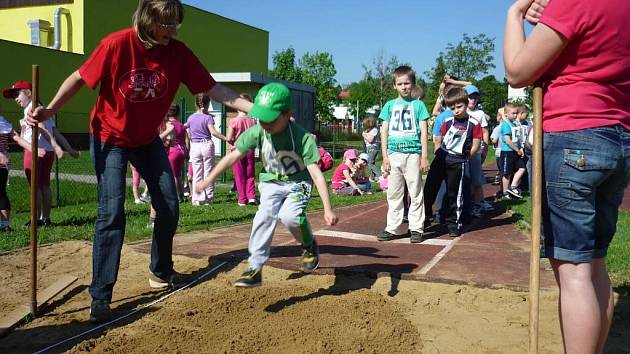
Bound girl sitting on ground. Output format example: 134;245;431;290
331;149;370;195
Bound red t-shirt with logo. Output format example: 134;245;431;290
79;28;216;147
539;0;630;132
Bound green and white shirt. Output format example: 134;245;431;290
235;122;319;182
378;98;430;154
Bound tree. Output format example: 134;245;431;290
346;73;380;120
441;33;496;81
269;47;339;123
299;51;339;122
424;33;497;114
475;75;508;126
270;47;302;83
363;50;404;108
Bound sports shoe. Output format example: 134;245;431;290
480;200;494;212
410;231;426;243
234;267;262;288
149;270;187;289
471;205;482;218
506;187;523;199
134;198;145;205
402;215;409;224
89;300;113;323
247;199;258;206
140;193;151;203
447;226;461;237
302;241;320;273
378;230;395;241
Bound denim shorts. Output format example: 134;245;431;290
540;125;630;262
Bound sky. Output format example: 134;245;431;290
184;0;517;86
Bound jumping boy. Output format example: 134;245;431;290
196;82;338;287
378;65;430;243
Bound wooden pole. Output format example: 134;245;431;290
30;64;40;317
529;84;544;354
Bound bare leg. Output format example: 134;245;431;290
550;259;612;354
511;167;526;189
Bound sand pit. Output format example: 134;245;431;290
0;240;627;353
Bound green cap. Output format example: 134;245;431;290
249;83;291;123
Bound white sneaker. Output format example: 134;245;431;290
134;198;144;205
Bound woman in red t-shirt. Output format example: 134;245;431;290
505;0;630;352
27;0;253;324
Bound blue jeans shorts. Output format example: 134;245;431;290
540;126;630;262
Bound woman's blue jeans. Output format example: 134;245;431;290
89;136;179;302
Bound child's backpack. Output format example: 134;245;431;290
317;146;333;172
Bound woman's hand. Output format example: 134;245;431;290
525;0;549;25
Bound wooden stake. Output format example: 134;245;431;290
529;85;544;354
30;64;40;317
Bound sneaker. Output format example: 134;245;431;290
506;187;523;199
378;230;395;241
471;205;482;218
24;219;45;228
247;199;258;205
480;200;494;212
302;241;320;273
148;271;187;289
234;267;262;288
447;225;461;237
0;225;12;232
410;231;426;243
89;300;113;323
238;203;246;207
140;194;151;203
134;198;145;205
402;215;409;224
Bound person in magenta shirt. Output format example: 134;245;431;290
160;103;188;201
331;149;369;195
185;93;228;205
226;94;257;206
27;0;252;323
505;0;630;351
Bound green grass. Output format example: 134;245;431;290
499;197;630;288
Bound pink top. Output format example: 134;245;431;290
229;115;256;145
169;119;187;150
331;163;351;189
539;0;630;132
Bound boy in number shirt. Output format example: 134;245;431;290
196;83;338;287
437;87;482;236
378;65;430;243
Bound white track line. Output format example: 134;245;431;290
33;261;229;354
314;230;452;246
417;237;461;275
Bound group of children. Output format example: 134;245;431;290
492;102;532;200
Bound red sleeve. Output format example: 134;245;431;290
539;0;587;41
180;45;216;94
472;123;482;139
79;40;111;89
440;120;448;136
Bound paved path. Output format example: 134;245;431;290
132;199;557;291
